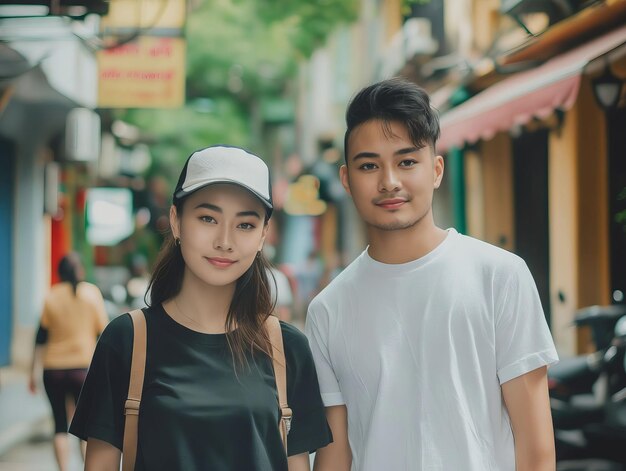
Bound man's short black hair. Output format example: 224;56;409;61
344;78;440;160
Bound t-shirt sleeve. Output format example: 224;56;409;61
69;314;132;450
495;258;559;385
282;322;333;456
304;301;344;407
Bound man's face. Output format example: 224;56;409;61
341;119;444;232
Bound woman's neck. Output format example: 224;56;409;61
164;271;236;334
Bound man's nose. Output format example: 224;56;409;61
379;167;401;193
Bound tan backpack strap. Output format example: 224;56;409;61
265;315;291;452
122;309;147;471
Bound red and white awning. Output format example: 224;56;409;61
438;25;626;152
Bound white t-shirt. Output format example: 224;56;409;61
305;229;558;471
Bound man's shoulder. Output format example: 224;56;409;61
309;253;365;308
453;232;525;271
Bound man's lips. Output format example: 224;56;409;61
206;257;237;268
375;198;407;210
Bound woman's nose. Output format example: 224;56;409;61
213;228;234;251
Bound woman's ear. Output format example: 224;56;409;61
258;223;269;252
169;205;180;239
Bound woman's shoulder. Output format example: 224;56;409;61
279;321;313;358
98;311;134;353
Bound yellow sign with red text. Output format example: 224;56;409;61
97;0;186;108
97;36;185;108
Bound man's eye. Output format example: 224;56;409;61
359;163;377;170
399;160;417;167
238;222;255;230
200;215;216;223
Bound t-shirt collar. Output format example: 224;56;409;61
362;228;458;275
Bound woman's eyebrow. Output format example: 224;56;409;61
237;210;261;219
194;203;261;219
194;203;222;212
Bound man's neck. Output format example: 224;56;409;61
367;219;448;265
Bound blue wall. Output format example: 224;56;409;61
0;139;14;366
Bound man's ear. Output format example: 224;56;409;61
340;165;352;196
433;155;444;189
169;205;180;239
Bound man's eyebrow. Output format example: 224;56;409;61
194;203;261;219
351;146;424;161
394;146;421;156
352;152;380;161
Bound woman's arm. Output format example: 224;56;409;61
85;438;121;471
502;366;556;471
28;345;44;393
288;452;310;471
29;323;48;394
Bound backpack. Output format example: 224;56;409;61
121;309;292;471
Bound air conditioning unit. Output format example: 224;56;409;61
65;107;100;162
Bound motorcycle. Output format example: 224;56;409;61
553;307;626;466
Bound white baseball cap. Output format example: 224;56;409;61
173;145;273;217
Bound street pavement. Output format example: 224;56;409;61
0;436;83;471
0;366;82;470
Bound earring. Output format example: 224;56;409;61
175;238;181;247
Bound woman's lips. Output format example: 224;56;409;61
206;257;236;268
375;198;407;210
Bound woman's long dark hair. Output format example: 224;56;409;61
146;200;276;368
58;252;83;296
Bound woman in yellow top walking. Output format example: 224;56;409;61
29;252;109;471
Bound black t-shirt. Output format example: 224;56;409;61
69;304;332;470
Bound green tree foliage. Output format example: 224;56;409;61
123;97;249;176
121;0;358;175
253;0;359;57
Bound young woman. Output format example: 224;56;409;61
69;146;332;470
30;252;109;471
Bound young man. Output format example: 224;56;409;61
305;78;559;471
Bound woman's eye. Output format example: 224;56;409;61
200;215;216;223
359;163;377;170
399;159;417;167
238;222;255;230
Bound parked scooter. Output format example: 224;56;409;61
578;315;626;465
553;307;626;465
549;305;626;403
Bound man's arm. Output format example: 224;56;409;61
501;366;555;471
313;405;351;471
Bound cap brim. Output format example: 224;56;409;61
174;179;273;210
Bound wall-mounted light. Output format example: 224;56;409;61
592;63;625;111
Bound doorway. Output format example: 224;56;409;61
512;129;552;326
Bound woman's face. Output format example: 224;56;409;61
170;184;268;288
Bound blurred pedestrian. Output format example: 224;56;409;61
69;146;331;470
264;244;295;323
29;252;109;471
306;79;559;471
